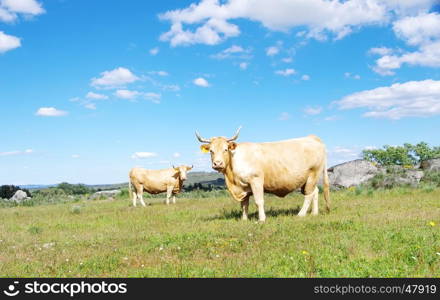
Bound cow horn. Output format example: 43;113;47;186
195;131;210;143
227;126;242;142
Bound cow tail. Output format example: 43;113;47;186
323;159;331;213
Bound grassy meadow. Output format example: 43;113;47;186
0;187;439;277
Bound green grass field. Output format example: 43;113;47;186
0;187;439;277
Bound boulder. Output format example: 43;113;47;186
420;158;440;172
327;159;382;188
9;190;30;202
381;169;424;188
90;190;121;200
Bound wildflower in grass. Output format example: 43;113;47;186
429;221;436;227
302;250;309;256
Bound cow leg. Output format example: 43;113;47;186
172;195;176;204
250;179;266;222
138;189;146;207
133;183;142;207
298;174;319;217
298;192;313;217
311;187;319;216
241;196;250;221
166;186;173;205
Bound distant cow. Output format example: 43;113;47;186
128;165;193;206
196;127;330;222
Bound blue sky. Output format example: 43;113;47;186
1;0;440;185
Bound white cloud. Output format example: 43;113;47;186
161;84;180;92
84;103;96;110
91;67;139;88
304;106;322;115
211;44;251;59
275;68;295;76
35;107;68;117
278;112;290;121
344;72;361;79
301;74;310;80
372;12;440;75
324;115;340;121
149;70;169;76
173;152;181;158
0;149;33;157
393;12;440;46
328;146;361;165
1;0;45;15
86;92;108;100
149;47;159;55
159;15;240;46
114;89;141;100
72;154;80;159
115;90;161;103
144;92;161;103
335;79;440;119
193;77;210;87
0;31;20;53
131;152;158;159
0;0;44;22
282;57;293;63
158;0;436;46
239;62;248;70
368;46;393;56
266;46;279;56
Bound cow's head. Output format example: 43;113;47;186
195;127;241;172
173;165;193;181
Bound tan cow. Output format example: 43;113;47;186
196;127;330;222
128;165;193;206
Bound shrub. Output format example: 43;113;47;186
57;182;95;195
0;185;31;199
421;171;440;187
362;142;440;166
71;205;82;214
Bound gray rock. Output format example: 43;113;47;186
327;159;383;188
90;189;121;200
9;190;30;202
420;158;440;172
382;169;424;187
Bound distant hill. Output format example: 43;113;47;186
183;171;224;187
20;172;225;191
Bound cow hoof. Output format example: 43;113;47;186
297;213;306;217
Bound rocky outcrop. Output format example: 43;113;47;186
327;159;383;188
9;190;30;202
420;158;440;172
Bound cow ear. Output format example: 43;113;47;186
200;144;210;153
228;142;237;151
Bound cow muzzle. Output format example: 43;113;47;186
212;161;225;171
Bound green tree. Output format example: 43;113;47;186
57;182;94;195
362;142;440;166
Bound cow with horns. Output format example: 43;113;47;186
196;127;330;222
128;165;193;206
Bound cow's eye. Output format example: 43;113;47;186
224;148;228;152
